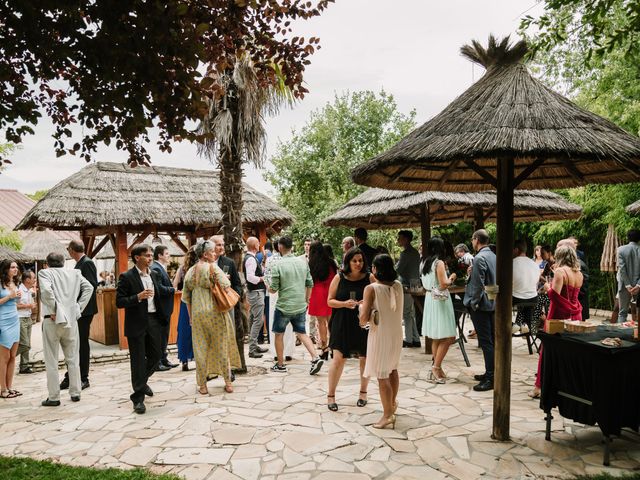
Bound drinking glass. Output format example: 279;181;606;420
349;291;356;301
222;265;230;274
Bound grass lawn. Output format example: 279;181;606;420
0;456;181;480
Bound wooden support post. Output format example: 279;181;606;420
82;233;95;257
474;207;485;230
115;226;129;350
258;225;268;249
493;158;514;441
187;233;197;248
420;204;433;355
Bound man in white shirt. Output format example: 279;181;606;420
39;253;94;406
17;270;37;374
512;239;540;334
244;237;268;358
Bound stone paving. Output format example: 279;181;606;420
2;330;640;479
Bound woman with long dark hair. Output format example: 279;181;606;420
359;254;403;429
173;246;198;371
308;241;337;359
0;260;22;398
326;247;370;411
421;237;457;384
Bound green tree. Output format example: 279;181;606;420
0;1;332;166
0;227;22;250
266;90;416;252
27;189;48;201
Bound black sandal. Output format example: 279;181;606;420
357;391;368;407
320;347;330;361
0;390;18;399
327;395;338;412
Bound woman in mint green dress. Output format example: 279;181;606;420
421;237;457;384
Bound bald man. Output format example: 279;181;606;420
244;237;268;358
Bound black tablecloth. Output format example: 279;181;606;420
539;327;640;436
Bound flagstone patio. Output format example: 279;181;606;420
2;326;639;479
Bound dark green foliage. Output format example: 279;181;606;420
0;456;181;480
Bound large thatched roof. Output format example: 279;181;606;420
351;37;640;191
324;189;581;229
15;162;293;234
0;246;34;263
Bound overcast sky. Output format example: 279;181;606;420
0;0;542;195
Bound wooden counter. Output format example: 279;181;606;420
90;288;119;345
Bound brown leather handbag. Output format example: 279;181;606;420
209;264;240;313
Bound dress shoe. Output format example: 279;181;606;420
133;402;146;414
144;385;154;397
162;360;179;368
155;363;171;372
474;373;487;381
81;380;90;390
473;379;494;392
402;341;411;348
256;346;269;353
59;377;69;390
181;362;190;372
248;352;263;358
41;398;61;407
411;341;421;348
71;396;80;402
19;367;34;374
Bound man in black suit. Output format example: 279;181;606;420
60;240;98;390
116;244;164;414
150;245;178;371
354;227;378;272
212;235;247;373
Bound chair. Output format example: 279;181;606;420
452;298;471;367
512;298;540;355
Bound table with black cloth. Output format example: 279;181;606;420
538;327;640;465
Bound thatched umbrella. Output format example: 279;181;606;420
324;189;581;245
626;200;640;215
351;36;640;440
0;245;34;263
20;229;70;262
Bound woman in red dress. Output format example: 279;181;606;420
308;241;337;360
530;245;583;398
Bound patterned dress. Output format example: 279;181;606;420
182;262;241;385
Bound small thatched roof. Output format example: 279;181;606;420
0;246;34;263
15;162;293;234
351;36;640;192
324;189;581;229
20;229;70;262
626;200;640;215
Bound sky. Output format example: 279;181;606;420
0;0;543;196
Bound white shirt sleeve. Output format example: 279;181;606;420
246;256;262;285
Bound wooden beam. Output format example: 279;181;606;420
257;225;268;249
89;235;111;259
437;159;460;189
398;176;494;186
493;157;514;442
388;165;410;182
463;159;498;187
513;157;546;189
483;207;496;223
126;227;152;254
115;227;129;277
167;231;188;253
559;157;585;183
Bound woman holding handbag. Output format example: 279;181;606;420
421;237;457;384
182;241;241;395
359;254;403;429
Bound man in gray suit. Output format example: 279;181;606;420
39;252;94;406
463;229;496;392
617;229;640;323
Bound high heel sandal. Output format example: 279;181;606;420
356;391;368;407
373;414;396;429
327;395;338;412
528;387;541;399
428;366;446;384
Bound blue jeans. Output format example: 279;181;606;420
272;309;306;334
470;310;494;379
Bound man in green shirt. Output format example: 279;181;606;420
269;236;324;375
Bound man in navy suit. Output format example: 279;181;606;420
463;229;496;392
116;244;165;414
151;245;177;371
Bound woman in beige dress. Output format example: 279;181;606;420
359;254;403;429
182;241;241;394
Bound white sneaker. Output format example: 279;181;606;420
520;324;530;334
511;324;521;334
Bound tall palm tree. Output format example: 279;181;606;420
197;56;291;266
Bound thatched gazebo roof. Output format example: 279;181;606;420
351;39;640;192
0;245;34;263
626;199;640;215
20;229;70;262
324;188;581;229
15;162;293;235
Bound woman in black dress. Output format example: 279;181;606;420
326;247;371;411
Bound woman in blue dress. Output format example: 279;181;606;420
421;237;457;384
0;260;22;398
173;247;198;371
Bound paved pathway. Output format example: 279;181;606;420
2;332;639;479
